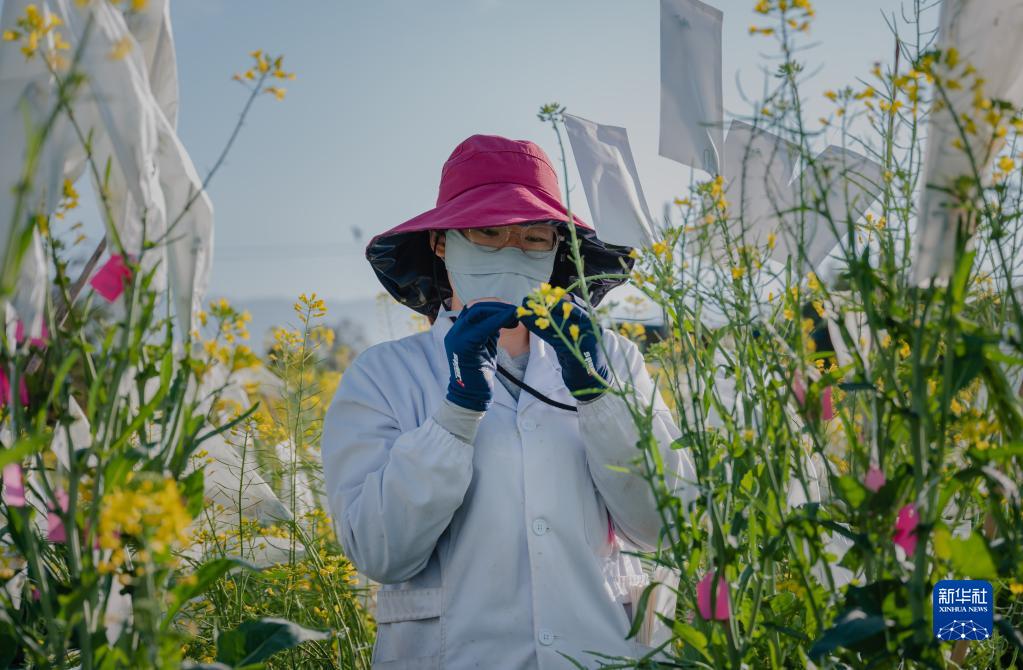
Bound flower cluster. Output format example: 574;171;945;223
192;298;258;379
1;3;69;64
98;475;192;572
519;283;574;335
232;49;295;100
295;292;328;324
750;0;814;35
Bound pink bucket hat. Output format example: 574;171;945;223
366;134;634;317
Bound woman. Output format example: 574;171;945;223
322;134;697;669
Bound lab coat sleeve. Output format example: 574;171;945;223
576;330;698;552
321;345;476;584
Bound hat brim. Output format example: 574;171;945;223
366;183;634;317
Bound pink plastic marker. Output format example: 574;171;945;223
2;463;26;507
90;254;133;302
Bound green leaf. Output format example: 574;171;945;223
837;381;876;392
834;475;866;509
933;525;952;561
950;249;976;307
625;582;656;639
181;469;205;518
670;621;709;660
0;433;49;469
948;333;987;396
740;468;756;495
0;619;18;668
193;401;260;448
809;609;887;660
44;350;81;408
949;532;998;580
995;615;1023;653
818;520;872;553
980;442;1023;459
215;618;329;666
761;621;811;642
94;643;131;670
163;558;260;632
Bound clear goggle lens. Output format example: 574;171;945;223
460;224;560;256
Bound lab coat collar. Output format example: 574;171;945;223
430;305;569;414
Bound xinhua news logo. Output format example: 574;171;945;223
933;580;993;642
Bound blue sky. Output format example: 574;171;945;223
167;0;935;304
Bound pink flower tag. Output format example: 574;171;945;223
0;369;29;408
821;386;834;420
864;466;886;493
893;504;918;556
2;463;26;507
90;254;132;302
46;489;70;543
791;376;806;404
697;570;731;621
15;320;49;348
791;375;834;420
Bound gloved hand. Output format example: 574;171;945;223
444;301;520;412
518;294;609;401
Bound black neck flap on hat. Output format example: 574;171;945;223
365;220;635;320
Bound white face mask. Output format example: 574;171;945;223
443;229;558;306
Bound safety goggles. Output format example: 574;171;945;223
458;222;562;258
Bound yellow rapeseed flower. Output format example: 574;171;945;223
945;46;959;68
709;175;724;198
526;299;549;318
108;35;132;60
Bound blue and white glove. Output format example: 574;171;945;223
443;301;520;412
519;295;610;402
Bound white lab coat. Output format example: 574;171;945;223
322;312;698;669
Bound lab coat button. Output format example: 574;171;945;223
531;518;550;535
538;630;555;645
521;418;537;431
